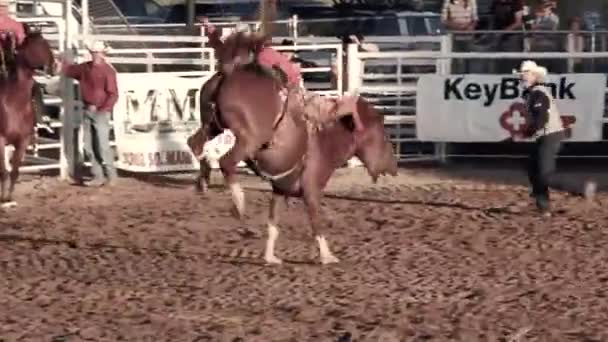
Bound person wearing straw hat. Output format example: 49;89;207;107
513;60;596;215
60;40;118;187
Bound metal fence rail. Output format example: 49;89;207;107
15;9;608;175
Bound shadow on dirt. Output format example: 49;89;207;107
120;170;523;215
401;158;607;191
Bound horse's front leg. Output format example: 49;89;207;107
187;125;214;193
303;184;339;265
219;133;257;219
4;138;29;207
0;139;7;204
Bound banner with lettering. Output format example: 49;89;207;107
113;73;245;172
416;74;606;142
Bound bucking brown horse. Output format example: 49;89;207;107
189;31;398;264
0;27;54;208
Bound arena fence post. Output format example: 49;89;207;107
59;0;74;180
434;34;453;165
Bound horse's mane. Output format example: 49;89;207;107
217;31;267;68
217;31;288;86
222;31;267;55
21;31;44;48
24;31;43;40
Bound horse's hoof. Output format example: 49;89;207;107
0;201;17;209
230;205;244;220
320;255;340;265
264;255;283;265
194;181;208;193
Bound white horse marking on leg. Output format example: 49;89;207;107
0;201;17;209
316;235;339;264
264;223;282;264
229;182;245;217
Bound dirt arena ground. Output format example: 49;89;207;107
1;163;608;341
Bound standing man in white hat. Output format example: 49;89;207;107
514;60;596;215
59;40;118;187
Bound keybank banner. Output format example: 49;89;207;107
416;74;606;142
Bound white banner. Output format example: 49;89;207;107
113;73;243;172
416;74;606;142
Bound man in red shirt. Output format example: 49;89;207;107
0;0;51;132
60;40;119;186
0;0;24;46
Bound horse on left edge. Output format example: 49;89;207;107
0;26;55;208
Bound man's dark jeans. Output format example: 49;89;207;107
527;130;588;211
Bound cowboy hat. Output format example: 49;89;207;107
512;60;548;78
85;40;110;53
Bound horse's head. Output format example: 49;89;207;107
18;26;55;75
216;31;267;74
350;98;398;182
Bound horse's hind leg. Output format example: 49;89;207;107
219;134;256;219
302;179;339;265
264;192;283;264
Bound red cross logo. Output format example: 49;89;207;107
499;102;576;139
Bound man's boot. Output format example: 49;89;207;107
187;127;207;159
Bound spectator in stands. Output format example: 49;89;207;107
545;0;557;13
531;2;559;31
440;0;478;73
566;16;585;72
60;41;118;187
490;0;524;73
529;2;561;71
0;0;51;132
